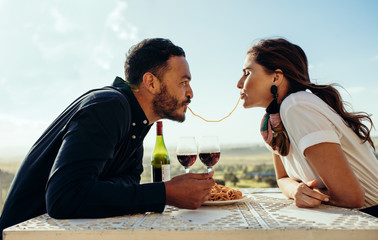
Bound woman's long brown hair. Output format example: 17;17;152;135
249;38;375;150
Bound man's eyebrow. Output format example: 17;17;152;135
182;74;191;80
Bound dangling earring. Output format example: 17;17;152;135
260;83;290;156
266;84;279;114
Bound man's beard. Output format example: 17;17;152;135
153;84;190;123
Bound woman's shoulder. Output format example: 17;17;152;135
283;90;319;103
281;91;325;110
280;91;332;119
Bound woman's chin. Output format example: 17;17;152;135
242;101;253;109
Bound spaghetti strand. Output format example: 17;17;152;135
187;96;241;122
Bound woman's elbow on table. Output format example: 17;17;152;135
331;190;365;209
344;193;365;209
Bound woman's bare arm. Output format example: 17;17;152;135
304;142;364;208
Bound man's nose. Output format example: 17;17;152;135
186;85;194;99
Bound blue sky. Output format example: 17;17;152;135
0;0;377;157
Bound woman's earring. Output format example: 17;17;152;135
266;85;279;114
271;85;278;100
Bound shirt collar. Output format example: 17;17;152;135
111;76;150;127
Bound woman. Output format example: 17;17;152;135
237;38;377;216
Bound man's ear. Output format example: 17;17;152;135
142;72;161;94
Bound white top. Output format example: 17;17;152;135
265;91;378;208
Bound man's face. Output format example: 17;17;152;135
153;56;193;122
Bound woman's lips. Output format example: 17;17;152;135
240;90;247;99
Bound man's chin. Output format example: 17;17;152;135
167;113;186;123
172;115;186;123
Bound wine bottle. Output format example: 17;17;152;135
151;121;170;182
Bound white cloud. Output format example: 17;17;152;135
372;55;378;61
107;0;138;40
50;8;72;34
94;43;113;70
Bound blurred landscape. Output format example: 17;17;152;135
1;138;377;211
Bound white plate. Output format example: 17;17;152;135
202;196;249;206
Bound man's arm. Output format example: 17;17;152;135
105;145;144;186
45;98;166;218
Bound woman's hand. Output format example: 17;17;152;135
293;179;329;208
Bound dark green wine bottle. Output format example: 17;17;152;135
151;121;170;182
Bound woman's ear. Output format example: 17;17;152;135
273;69;284;86
142;72;161;94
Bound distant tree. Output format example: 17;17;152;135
223;172;239;186
264;177;278;187
252;163;275;173
242;166;248;174
226;166;235;172
215;179;225;185
230;174;239;186
223;172;233;182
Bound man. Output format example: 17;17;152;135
0;38;215;237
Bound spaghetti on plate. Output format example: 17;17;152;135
208;183;243;201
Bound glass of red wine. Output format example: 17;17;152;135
198;136;220;173
176;137;197;173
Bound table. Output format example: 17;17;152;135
4;188;378;240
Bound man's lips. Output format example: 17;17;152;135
182;99;191;107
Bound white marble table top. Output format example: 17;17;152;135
4;188;378;240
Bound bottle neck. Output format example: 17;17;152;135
155;135;165;145
156;121;163;135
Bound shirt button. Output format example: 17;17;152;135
143;120;147;124
132;122;136;126
132;135;136;139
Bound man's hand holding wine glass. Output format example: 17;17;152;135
165;171;215;209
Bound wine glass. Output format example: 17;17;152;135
176;137;197;173
198;136;220;173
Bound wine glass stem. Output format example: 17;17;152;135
185;168;190;173
207;167;212;173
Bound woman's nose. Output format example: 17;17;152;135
237;77;244;89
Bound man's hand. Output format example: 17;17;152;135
293;179;330;208
164;172;215;209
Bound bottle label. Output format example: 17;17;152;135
162;164;171;181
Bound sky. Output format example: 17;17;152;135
0;0;377;158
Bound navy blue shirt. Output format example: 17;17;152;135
0;77;165;237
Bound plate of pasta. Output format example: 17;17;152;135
202;183;249;206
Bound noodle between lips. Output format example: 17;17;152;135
187;96;241;122
208;183;244;201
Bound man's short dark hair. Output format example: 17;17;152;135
124;38;186;85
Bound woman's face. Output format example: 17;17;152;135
237;54;275;109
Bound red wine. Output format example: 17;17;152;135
199;152;220;167
177;154;197;168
